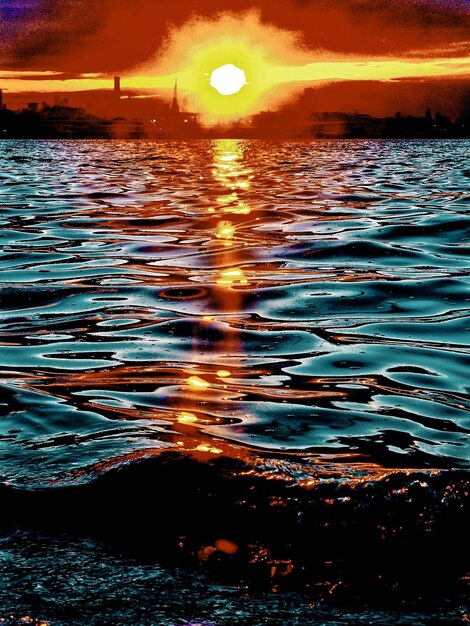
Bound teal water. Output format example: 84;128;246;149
0;139;469;624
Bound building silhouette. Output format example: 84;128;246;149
1;75;468;139
145;76;199;136
0;88;7;111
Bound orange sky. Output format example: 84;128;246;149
0;0;469;117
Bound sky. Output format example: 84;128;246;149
0;0;469;118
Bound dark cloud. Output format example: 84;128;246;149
288;0;470;56
0;0;113;68
293;76;470;119
0;0;38;22
0;0;469;72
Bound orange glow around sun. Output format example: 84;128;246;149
139;11;311;120
132;11;470;122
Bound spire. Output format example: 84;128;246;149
171;78;179;113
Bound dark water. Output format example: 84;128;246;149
0;139;469;624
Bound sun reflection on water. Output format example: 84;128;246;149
169;139;254;451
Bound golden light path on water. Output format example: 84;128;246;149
170;139;254;459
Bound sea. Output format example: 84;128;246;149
0;139;469;625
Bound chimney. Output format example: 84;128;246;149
114;76;121;100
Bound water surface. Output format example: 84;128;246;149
1;139;468;485
0;139;469;623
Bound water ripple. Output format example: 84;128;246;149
0;139;469;486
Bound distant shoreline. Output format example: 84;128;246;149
1;135;470;141
1;104;469;140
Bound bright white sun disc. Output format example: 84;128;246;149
210;64;246;96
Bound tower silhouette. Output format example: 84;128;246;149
114;76;121;100
171;79;180;113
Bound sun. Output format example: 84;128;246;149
210;64;247;96
146;12;313;121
